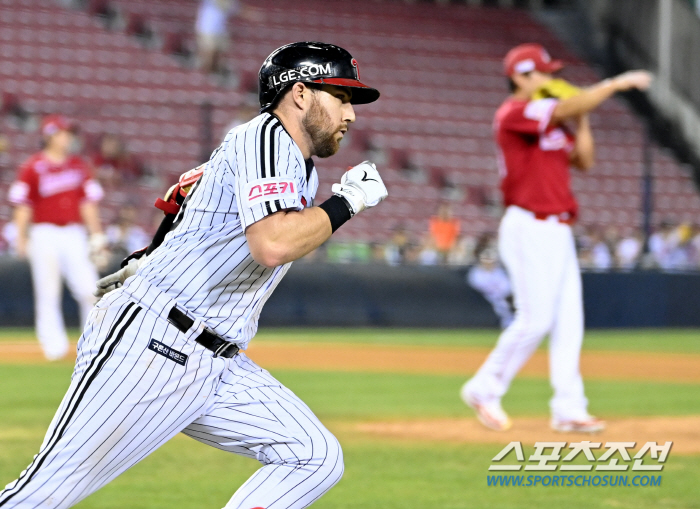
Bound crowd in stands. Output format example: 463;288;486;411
301;209;700;273
575;222;700;271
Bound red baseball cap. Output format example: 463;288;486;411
503;43;564;77
41;115;74;137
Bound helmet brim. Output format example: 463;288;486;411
313;77;380;104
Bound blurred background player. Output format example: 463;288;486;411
467;234;513;329
7;115;106;361
460;43;652;432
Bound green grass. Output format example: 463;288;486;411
274;371;700;419
2;327;700;353
75;440;699;509
1;328;699;508
2;366;698;428
3;430;698;509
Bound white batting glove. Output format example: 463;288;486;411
94;254;148;299
331;161;388;216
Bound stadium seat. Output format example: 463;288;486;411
0;0;697;241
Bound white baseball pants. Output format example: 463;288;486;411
465;205;589;420
0;281;343;509
28;224;98;360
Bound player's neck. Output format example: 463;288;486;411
270;110;312;159
43;148;68;164
511;89;531;101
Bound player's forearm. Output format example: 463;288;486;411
552;70;652;122
245;207;333;268
79;201;103;235
13;204;32;235
551;80;619;122
571;115;595;170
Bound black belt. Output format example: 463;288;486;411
167;307;239;358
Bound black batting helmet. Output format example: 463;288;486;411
258;41;380;112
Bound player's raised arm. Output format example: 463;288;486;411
569;114;595;171
551;70;653;123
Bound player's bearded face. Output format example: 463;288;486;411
302;92;344;158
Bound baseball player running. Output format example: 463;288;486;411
467;242;513;329
461;43;651;432
0;42;387;509
8;115;106;361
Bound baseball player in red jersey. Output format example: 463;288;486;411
461;44;652;432
8;115;106;361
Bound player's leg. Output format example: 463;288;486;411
462;209;564;418
548;228;602;431
28;224;70;360
183;352;344;509
0;292;223;509
59;225;99;328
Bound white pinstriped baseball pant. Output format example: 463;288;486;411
0;284;343;509
465;205;589;420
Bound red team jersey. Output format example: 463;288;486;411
8;153;103;225
494;97;577;219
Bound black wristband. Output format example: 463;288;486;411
318;195;353;233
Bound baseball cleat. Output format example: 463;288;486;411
460;384;512;431
551;416;606;433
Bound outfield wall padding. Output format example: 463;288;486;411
0;256;699;328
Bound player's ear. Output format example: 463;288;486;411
290;82;310;111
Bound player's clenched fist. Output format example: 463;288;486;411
331;161;388;216
611;70;653;91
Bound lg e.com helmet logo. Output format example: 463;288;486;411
269;63;333;87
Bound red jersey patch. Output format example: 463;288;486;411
244;177;297;206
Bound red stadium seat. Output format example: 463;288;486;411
0;0;697;240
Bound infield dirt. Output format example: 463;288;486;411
1;340;699;382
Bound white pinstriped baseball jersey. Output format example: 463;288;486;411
133;113;319;348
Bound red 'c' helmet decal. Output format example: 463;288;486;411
351;58;360;79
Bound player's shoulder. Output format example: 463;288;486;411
16;152;47;179
231;112;289;143
67;154;91;168
227;112;303;169
20;152;44;169
495;97;527;120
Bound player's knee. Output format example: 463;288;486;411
298;428;344;481
317;433;344;487
511;313;552;340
